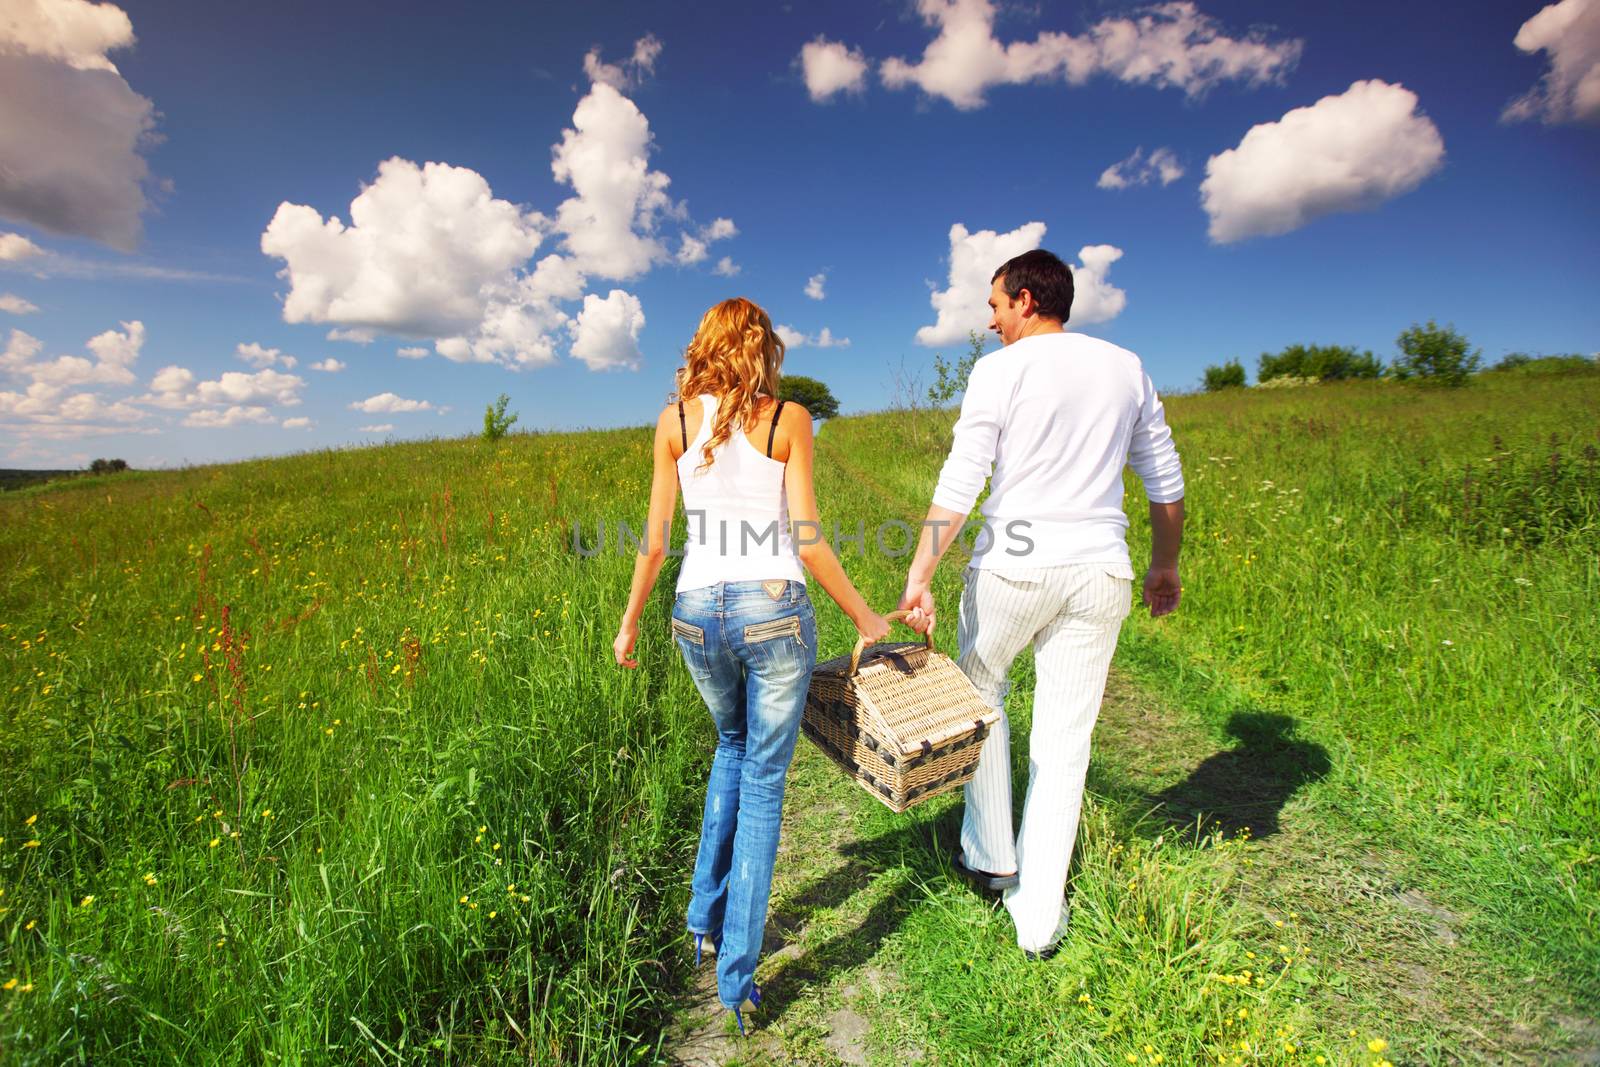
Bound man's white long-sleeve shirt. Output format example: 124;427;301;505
930;331;1184;573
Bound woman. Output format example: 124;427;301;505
613;297;889;1033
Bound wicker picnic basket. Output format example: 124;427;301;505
802;610;1000;813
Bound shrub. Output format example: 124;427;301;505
1202;359;1247;391
1257;344;1384;383
481;394;518;442
927;331;989;405
1391;320;1480;386
1487;352;1597;376
89;458;129;474
778;374;839;419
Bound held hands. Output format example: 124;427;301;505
613;617;640;669
855;609;892;646
1142;564;1181;618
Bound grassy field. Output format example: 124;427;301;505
1;364;1596;1064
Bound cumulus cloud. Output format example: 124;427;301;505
915;221;1046;346
183;405;275;428
1098;146;1185;189
875;0;1300;110
801;36;870;101
1;319;144;388
568;289;645;371
0;293;39;314
349;392;433;414
0;0;158;250
1200;79;1445;244
359;423;394;433
1504;0;1600;124
396;346;429;360
140;364;303;411
713;256;740;277
0;233;44;261
776;325;850;349
0;381;145;431
1068;245;1128;325
582;34;662;91
282;416;312;429
805;272;827;300
236;342;297;369
915;225;1127;344
326;327;375;344
309;358;344;372
261;39;736;373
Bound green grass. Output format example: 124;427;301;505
2;366;1597;1064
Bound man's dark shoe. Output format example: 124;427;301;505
952;849;1019;892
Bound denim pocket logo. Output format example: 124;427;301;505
744;615;803;646
762;579;787;600
671;618;706;645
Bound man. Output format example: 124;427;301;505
898;248;1185;958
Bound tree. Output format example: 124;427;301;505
89;458;128;474
778;375;839;420
1392;320;1480;387
1202;359;1247;391
482;393;518;441
927;330;989;405
1257;343;1384;383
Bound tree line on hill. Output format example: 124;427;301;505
1203;320;1595;391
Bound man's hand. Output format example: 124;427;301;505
1142;564;1181;618
898;581;936;635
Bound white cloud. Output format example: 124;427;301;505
0;367;145;433
805;272;827;300
308;358;344;372
183;405;275;428
359;423;394;433
676;235;708;264
0;294;39;314
877;0;1301;110
915;221;1047;346
801;36;870;101
1200;79;1445;244
236;342;297;369
145;364;192;401
1068;245;1128;325
704;217;737;241
396;346;429;359
568;289;645;371
1098;146;1185;189
582;34;662;91
777;325;850;349
139;364;303;411
0;0;157;250
326;327;375;344
349;392;433;414
0;233;44;261
551;81;674;279
282;416;312;429
713;256;739;277
2;319;144;388
1504;0;1600;124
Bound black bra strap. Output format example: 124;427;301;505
678;401;687;452
767;399;786;457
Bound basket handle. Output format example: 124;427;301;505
849;609;934;677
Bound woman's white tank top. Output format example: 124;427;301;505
674;394;806;594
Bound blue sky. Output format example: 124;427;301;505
1;0;1596;468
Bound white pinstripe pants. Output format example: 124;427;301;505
955;562;1133;952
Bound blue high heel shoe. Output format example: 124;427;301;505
733;984;761;1036
693;932;717;967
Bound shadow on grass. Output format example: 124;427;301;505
1141;711;1331;840
757;811;961;1017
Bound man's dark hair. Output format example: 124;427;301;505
992;249;1074;323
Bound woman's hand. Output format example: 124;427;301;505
854;610;892;646
614;618;640;668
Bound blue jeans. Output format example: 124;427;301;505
672;579;817;1009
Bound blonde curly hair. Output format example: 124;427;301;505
676;297;787;474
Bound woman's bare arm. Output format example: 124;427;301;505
614;406;681;667
780;404;889;642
